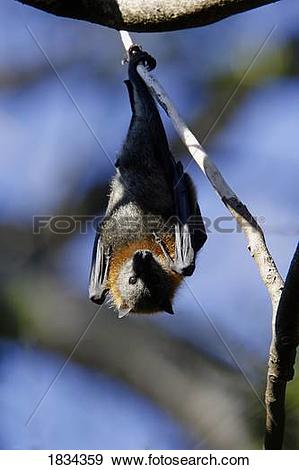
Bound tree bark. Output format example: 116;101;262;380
264;243;299;449
16;0;280;32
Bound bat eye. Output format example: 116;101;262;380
129;275;137;285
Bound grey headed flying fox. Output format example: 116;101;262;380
89;45;207;318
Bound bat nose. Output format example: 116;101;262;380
134;250;152;262
133;250;153;273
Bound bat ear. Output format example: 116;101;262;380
161;300;174;315
118;307;132;319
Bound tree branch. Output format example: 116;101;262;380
120;32;289;448
16;0;280;32
264;243;299;449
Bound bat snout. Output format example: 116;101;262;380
133;250;153;274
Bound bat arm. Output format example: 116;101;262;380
89;237;112;305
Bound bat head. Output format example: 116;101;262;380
111;249;181;317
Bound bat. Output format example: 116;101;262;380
89;45;207;318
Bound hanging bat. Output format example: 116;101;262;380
89;45;207;318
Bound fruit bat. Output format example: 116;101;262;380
89;45;207;318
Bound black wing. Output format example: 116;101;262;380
89;232;111;305
172;162;207;276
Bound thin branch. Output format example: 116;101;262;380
16;0;280;32
264;243;299;449
121;31;288;448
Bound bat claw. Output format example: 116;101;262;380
128;45;156;72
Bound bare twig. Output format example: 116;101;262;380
264;243;299;449
16;0;280;32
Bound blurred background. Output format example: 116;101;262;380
0;0;298;450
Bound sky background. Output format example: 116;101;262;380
0;0;298;450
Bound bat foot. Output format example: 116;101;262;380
128;44;156;72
